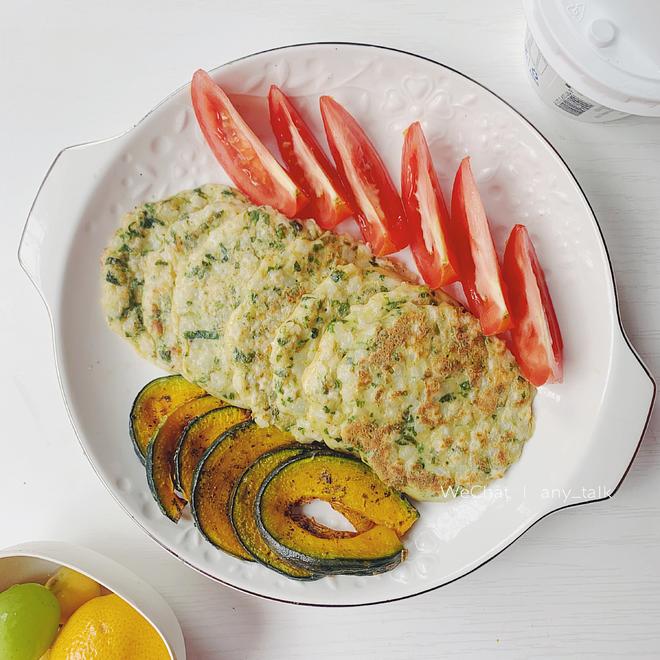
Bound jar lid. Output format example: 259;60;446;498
524;0;660;116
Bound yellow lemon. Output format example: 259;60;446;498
49;594;170;660
46;566;102;623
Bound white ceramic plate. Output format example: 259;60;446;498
19;43;654;606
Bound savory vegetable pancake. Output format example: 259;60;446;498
268;262;405;437
301;285;535;499
102;185;536;500
301;283;432;444
101;185;227;368
172;204;318;404
223;233;373;421
140;186;252;371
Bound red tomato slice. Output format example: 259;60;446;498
319;95;408;256
401;122;458;289
268;85;352;229
503;225;563;386
190;70;307;218
450;157;511;335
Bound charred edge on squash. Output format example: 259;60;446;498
229;445;321;581
253;450;413;576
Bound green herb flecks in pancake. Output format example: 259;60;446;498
269;262;405;439
101;184;537;501
223;233;373;423
301;284;535;500
141;186;253;371
101;184;230;368
173;205;318;404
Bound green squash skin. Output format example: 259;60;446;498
0;583;60;660
190;419;258;560
172;414;196;495
254;450;407;577
145;430;186;523
129;386;150;465
263;533;403;576
229;446;321;581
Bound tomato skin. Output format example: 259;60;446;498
503;225;563;386
268;86;352;229
401;122;458;289
450;157;511;335
319;95;408;256
190;70;307;218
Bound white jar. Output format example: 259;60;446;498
523;0;660;122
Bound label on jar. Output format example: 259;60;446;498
524;29;629;123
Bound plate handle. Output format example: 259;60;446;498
566;331;654;503
18;139;121;299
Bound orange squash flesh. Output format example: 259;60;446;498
130;375;206;463
146;395;222;522
230;446;315;579
256;451;418;575
191;420;296;560
175;406;250;501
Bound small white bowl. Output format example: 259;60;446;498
0;541;185;659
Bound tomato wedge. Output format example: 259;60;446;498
450;157;510;335
503;225;563;386
268;86;352;229
401;122;458;288
190;70;307;218
319;95;408;255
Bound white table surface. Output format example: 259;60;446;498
2;0;659;657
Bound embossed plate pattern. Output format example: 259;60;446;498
19;43;654;606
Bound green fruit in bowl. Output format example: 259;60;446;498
0;583;60;660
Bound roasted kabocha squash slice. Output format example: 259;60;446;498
255;451;419;576
230;446;316;579
191;420;296;560
230;446;376;579
146;395;222;522
174;405;251;501
130;375;206;463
